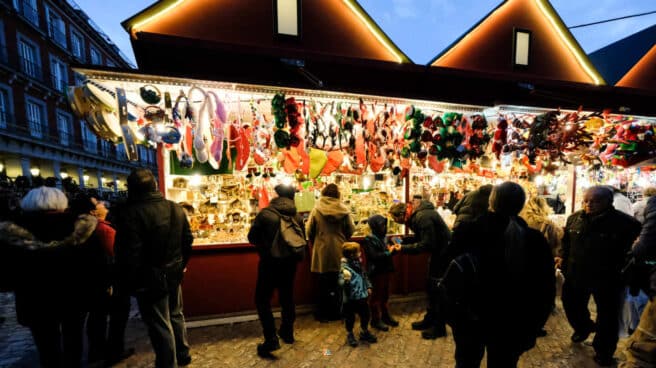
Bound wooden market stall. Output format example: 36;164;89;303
70;0;656;319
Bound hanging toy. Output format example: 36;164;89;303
492;118;508;159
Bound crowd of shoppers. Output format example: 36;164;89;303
0;169;192;368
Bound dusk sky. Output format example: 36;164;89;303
77;0;656;66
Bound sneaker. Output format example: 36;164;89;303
278;329;295;344
347;332;358;347
421;327;447;340
359;330;378;343
257;339;281;358
177;355;192;366
411;319;432;330
371;320;389;331
382;314;399;327
593;354;616;367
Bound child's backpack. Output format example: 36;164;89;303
266;207;306;259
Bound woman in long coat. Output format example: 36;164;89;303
306;184;355;321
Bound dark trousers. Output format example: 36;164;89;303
136;284;190;368
30;312;85;368
425;274;446;333
562;280;624;358
452;321;522;368
369;273;390;321
254;258;298;341
343;299;370;333
86;290;131;361
316;272;341;320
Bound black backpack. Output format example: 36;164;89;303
266;207;307;259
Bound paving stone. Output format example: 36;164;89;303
0;292;634;367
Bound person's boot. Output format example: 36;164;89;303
421;326;447;340
381;313;399;327
346;332;358;347
411;318;432;330
256;338;281;358
359;329;378;343
371;319;389;331
278;328;295;344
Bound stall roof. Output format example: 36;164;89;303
122;0;411;65
428;0;605;86
616;43;656;91
588;25;656;86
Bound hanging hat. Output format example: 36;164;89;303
321;150;344;176
309;148;328;179
274;130;291;148
282;148;301;174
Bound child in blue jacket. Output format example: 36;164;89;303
339;242;377;347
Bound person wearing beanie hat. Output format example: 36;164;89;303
307;183;355;322
361;214;401;331
248;181;305;358
274;184;296;200
389;197;451;340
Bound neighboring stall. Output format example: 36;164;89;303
70;0;656;319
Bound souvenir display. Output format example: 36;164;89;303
69;75;656;246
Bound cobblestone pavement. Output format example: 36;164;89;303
0;292;630;367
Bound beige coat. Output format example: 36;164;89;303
521;211;563;257
306;197;355;273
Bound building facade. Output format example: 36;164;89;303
0;0;157;196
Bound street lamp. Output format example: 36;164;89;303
60;171;69;179
30;167;40;176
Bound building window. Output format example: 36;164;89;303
13;0;39;27
0;20;6;64
100;139;111;157
56;110;72;146
17;34;41;80
0;84;13;129
70;29;84;61
513;29;531;67
81;119;97;153
90;46;102;65
45;6;67;48
274;0;301;38
49;55;68;93
116;142;126;159
25;96;46;139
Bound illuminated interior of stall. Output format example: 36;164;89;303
72;70;656;245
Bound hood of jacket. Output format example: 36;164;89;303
1;214;97;250
411;200;435;218
368;214;387;239
315;197;350;221
269;197;297;217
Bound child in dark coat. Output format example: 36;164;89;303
361;214;400;331
339;242;377;347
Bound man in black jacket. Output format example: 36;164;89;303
114;169;193;368
446;181;555;368
561;185;641;367
248;184;305;358
390;198;451;339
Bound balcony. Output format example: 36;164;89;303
16;0;39;27
18;57;42;81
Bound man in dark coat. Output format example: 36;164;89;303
560;185;641;366
248;184;305;358
390;199;451;339
114;169;193;368
446;181;555;368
